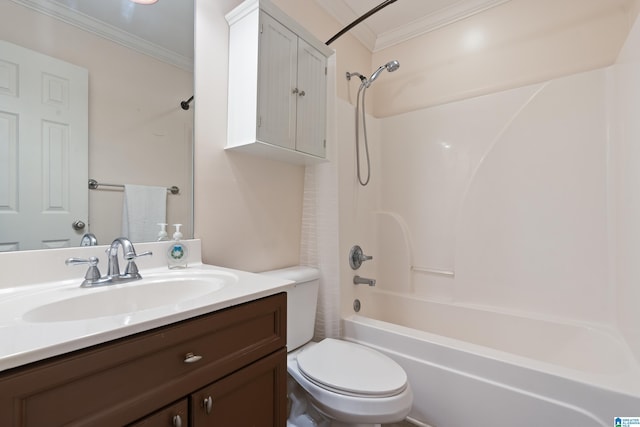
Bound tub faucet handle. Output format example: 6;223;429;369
349;245;373;270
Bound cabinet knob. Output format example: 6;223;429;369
172;415;182;427
298;90;306;97
203;396;213;415
183;352;202;363
292;88;299;94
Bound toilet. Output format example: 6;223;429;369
261;266;413;427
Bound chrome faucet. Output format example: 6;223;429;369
353;275;376;286
80;232;98;246
107;237;152;281
66;238;152;288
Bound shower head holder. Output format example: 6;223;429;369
346;71;366;82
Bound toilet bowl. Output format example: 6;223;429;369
261;266;413;427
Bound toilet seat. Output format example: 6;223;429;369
287;340;413;424
296;338;407;398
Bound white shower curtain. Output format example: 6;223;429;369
300;163;341;340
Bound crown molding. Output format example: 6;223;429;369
374;0;511;51
317;0;511;52
9;0;193;71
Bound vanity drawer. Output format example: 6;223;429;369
0;292;286;427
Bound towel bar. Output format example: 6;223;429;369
88;179;179;195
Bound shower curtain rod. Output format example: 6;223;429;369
325;0;399;46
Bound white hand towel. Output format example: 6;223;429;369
121;184;167;243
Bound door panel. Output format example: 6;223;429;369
0;40;88;251
191;349;287;427
295;39;326;157
257;12;297;150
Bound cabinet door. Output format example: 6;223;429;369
257;12;297;150
191;349;287;427
128;399;188;427
295;38;327;158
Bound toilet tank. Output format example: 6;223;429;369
260;266;320;351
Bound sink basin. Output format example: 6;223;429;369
23;275;227;322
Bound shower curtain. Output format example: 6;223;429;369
300;163;341;340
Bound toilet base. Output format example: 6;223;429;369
288;373;385;427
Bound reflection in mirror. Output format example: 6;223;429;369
0;0;194;252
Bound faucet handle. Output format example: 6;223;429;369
66;256;102;284
135;251;153;259
349;245;373;270
123;251;153;277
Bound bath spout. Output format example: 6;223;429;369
353;275;376;286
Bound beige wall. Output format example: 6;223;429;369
194;0;369;271
195;0;298;271
371;0;639;117
0;1;194;245
195;0;640;275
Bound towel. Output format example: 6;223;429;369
121;184;167;243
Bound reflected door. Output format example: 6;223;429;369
0;40;88;251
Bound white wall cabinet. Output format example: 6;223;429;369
226;0;333;164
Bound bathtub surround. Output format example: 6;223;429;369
335;6;640;426
376;68;611;322
613;0;640;367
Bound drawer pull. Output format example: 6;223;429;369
203;396;213;414
183;352;203;363
172;415;182;427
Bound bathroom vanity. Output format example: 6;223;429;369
0;293;286;426
0;240;292;427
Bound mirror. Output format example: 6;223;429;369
0;0;194;251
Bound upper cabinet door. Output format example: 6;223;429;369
226;0;333;164
257;12;297;150
295;39;327;158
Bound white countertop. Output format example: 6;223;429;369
0;240;293;372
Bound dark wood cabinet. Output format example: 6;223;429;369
0;293;287;427
128;399;188;427
191;349;286;426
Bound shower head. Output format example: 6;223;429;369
367;60;400;86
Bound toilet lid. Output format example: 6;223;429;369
296;339;407;397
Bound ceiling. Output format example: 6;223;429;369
11;0;512;67
10;0;194;70
315;0;512;51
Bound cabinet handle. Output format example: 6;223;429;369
203;396;213;415
183;352;202;363
298;90;306;97
292;88;299;94
172;415;182;427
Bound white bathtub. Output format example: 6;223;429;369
342;291;640;426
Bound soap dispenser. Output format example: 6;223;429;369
157;223;169;241
167;224;188;269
